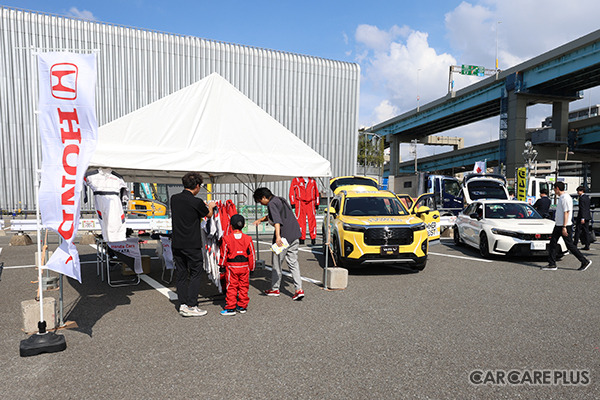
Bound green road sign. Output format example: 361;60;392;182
461;64;485;76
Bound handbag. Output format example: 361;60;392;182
589;229;596;243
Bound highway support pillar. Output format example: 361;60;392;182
505;91;528;179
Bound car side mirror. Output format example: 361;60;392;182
469;212;480;220
328;206;337;216
415;206;430;216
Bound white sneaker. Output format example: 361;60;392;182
184;306;208;317
179;304;190;316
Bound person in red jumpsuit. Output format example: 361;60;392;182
219;214;255;315
289;177;320;245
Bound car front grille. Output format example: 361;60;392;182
364;227;413;246
517;233;552;240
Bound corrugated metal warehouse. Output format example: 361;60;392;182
0;6;360;212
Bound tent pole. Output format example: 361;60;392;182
253;175;260;261
322;177;330;289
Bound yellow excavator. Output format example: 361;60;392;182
128;183;167;217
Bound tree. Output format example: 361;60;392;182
357;134;384;169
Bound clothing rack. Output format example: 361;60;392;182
206;191;248;206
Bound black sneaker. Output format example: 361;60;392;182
578;260;592;271
236;306;247;314
311;238;316;245
541;264;558;271
299;239;305;245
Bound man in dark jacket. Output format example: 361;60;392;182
574;186;591;250
533;188;551;218
171;172;216;317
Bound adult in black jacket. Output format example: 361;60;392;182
533;189;551;219
574;186;591;250
171;172;216;317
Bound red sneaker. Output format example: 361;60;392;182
264;289;280;297
292;290;305;301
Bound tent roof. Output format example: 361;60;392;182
89;73;331;184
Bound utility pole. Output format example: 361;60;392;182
410;139;418;174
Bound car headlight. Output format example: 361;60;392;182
491;228;519;238
342;223;365;232
411;222;426;232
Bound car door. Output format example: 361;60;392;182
471;202;485;246
458;203;474;244
413;193;441;240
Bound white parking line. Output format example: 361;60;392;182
258;240;322;254
428;251;494;263
86;243;322;299
140;274;178;300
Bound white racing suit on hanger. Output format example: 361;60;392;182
84;168;128;242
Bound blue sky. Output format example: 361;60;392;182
3;0;600;158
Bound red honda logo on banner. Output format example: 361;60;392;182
50;63;78;100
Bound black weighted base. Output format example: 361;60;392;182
19;332;67;357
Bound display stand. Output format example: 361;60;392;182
95;237;140;287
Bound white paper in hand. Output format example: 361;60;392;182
271;238;289;254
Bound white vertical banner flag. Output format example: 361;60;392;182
38;52;98;282
473;161;486;174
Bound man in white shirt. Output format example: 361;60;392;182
543;181;592;271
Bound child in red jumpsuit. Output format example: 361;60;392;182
219;214;255;315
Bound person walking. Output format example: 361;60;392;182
171;172;216;316
253;187;304;300
573;186;591;250
533;188;551;218
219;214;255;316
543;181;592;271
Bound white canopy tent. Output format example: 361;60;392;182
89;72;334;284
89;72;331;184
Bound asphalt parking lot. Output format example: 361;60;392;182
0;230;598;399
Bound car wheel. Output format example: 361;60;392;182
479;232;490;258
453;225;462;246
331;236;343;267
414;258;427;271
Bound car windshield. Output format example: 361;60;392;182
343;196;408;216
484;203;542;219
443;179;461;197
468;181;508;200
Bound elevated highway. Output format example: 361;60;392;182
371;29;600;184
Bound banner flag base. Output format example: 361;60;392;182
19;321;66;357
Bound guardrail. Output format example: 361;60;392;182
9;218;172;233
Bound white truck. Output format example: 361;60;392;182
393;172;463;215
460;173;510;205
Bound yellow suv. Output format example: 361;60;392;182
324;177;429;271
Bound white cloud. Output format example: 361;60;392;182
373;100;398;123
66;7;97;21
445;0;600;70
356;26;460;126
355;24;410;53
354;0;600;152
